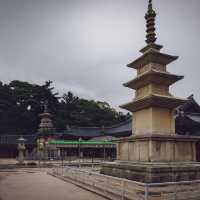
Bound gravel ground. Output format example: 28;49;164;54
0;169;107;200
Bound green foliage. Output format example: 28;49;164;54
0;80;130;135
0;80;59;135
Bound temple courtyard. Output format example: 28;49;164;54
0;165;106;200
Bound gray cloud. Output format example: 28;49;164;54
0;0;199;110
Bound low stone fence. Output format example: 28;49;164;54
52;167;200;200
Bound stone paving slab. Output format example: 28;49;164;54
0;169;107;200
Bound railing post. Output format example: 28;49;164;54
105;176;109;197
145;184;148;200
174;182;177;200
121;180;125;200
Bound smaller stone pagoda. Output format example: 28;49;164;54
38;101;55;137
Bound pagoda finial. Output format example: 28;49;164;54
148;0;153;10
145;0;157;44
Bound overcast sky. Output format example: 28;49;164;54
0;0;199;111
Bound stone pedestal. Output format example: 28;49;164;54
116;135;197;162
101;135;200;183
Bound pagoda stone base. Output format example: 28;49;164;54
101;134;200;183
115;135;199;163
101;161;200;183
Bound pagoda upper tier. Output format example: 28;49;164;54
120;43;186;113
119;0;187;135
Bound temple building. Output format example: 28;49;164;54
101;0;200;183
176;95;200;135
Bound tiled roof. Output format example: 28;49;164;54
60;118;132;138
0;135;37;145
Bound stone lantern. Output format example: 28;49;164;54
17;136;26;164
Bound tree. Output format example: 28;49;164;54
0;80;130;135
0;80;59;135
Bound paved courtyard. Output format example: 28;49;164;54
0;168;107;200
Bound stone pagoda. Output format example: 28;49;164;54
101;0;200;183
38;101;55;137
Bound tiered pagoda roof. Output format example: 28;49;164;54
123;70;183;90
127;50;178;69
121;95;186;112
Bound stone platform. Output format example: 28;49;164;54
54;166;200;200
101;161;200;183
101;134;200;183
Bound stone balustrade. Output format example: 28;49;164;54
52;166;200;200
